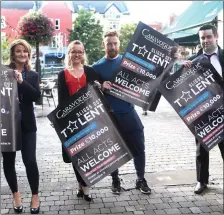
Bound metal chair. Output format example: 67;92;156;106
41;81;56;110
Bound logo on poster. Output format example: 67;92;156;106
56;91;92;119
138;45;148;57
142;29;172;52
67;120;78;132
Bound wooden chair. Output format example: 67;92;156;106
41;81;56;110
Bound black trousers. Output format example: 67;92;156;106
2;130;39;195
196;139;224;184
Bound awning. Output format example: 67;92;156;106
163;1;223;35
168;27;200;40
167;28;200;46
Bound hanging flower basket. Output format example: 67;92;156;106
17;11;55;106
17;11;55;46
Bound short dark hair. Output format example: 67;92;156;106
104;30;119;38
198;24;217;35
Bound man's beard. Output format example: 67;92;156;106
107;50;118;58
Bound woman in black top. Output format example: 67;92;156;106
2;39;41;214
57;40;105;202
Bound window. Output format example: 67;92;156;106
105;6;120;19
51;36;57;48
51;34;62;48
109;21;120;30
55;19;60;30
108;10;116;19
1;16;6;29
50;18;60;30
1;32;6;41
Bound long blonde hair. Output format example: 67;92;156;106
9;39;32;71
64;40;88;68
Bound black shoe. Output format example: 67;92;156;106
14;205;23;213
76;189;92;202
142;111;147;116
30;201;40;214
111;179;121;194
30;206;40;214
136;178;151;194
83;194;92;202
194;182;207;194
77;189;83;198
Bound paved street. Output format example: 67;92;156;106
1;94;223;215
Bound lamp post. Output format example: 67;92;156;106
34;1;41;82
34;1;42;106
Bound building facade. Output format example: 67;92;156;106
72;1;129;33
1;1;129;70
1;1;33;42
37;1;73;69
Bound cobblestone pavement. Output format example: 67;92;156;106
1;94;223;214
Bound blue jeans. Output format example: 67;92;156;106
111;108;145;180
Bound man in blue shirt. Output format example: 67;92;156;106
93;31;151;194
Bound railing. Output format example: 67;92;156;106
41;66;64;79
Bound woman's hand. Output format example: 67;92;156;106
93;81;101;89
102;81;112;91
14;70;23;84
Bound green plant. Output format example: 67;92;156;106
119;23;137;54
68;9;104;65
1;38;10;64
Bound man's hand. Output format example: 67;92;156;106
14;70;23;84
182;60;193;68
102;81;112;90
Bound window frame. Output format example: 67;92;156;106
51;36;57;48
1;16;6;29
55;19;60;30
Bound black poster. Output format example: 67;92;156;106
159;56;224;151
107;21;177;111
47;84;135;186
1;65;22;152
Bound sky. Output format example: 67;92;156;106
125;1;192;25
